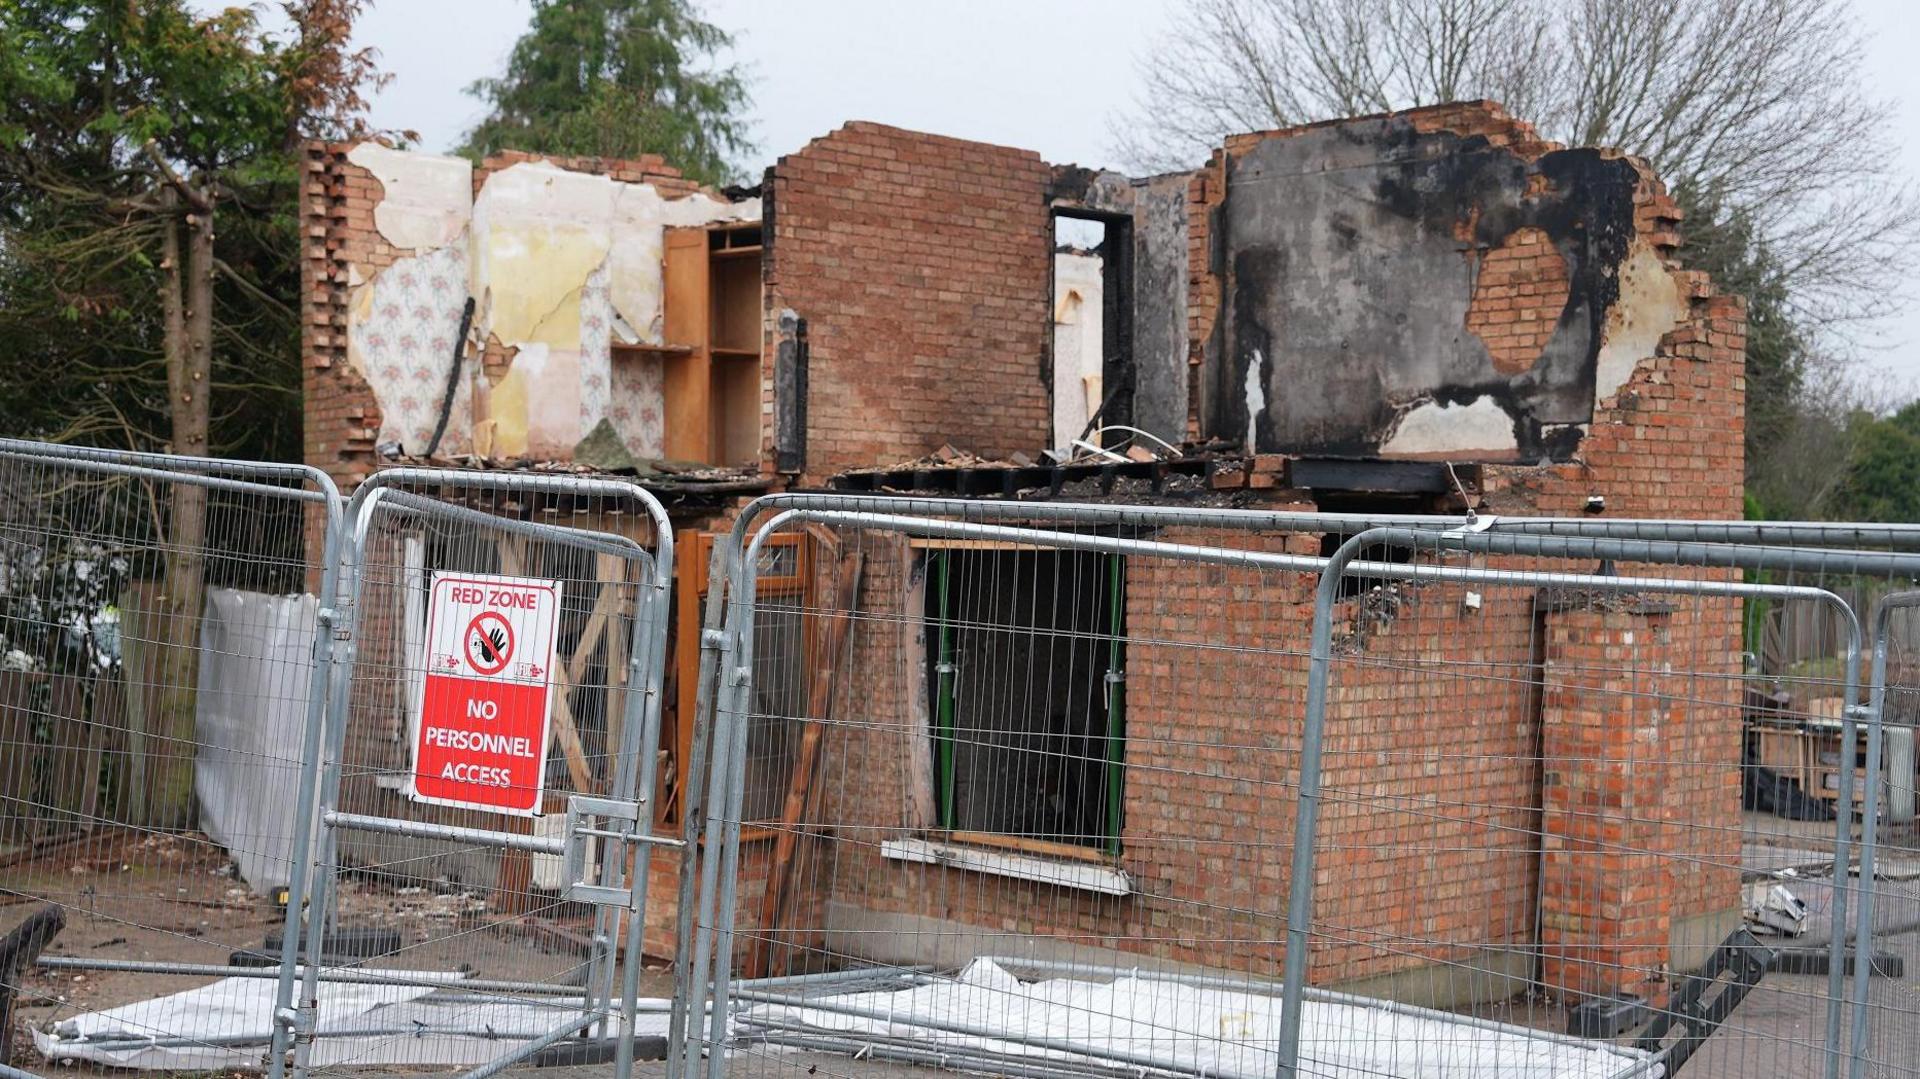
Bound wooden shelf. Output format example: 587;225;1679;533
711;246;763;259
711;346;760;359
611;342;694;357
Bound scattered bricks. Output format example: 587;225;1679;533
1209;464;1248;489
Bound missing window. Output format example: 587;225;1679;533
1051;212;1132;450
924;547;1125;852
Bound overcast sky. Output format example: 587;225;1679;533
336;0;1920;390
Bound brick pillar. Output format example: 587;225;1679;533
1538;602;1676;999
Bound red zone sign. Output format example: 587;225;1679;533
409;572;563;815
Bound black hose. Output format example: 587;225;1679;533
424;296;477;458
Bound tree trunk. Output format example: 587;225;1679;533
143;186;212;829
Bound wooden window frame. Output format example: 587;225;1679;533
667;529;811;844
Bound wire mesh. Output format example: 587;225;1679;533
684;499;1920;1079
1286;529;1920;1079
0;445;337;1071
291;475;673;1079
705;516;1324;1079
1859;595;1920;1079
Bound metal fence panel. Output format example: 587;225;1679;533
1859;592;1920;1079
682;498;1920;1079
281;472;676;1079
0;441;341;1073
696;511;1358;1079
1282;527;1920;1079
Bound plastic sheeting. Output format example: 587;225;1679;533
739;959;1660;1079
30;973;644;1070
32;972;437;1070
195;587;316;893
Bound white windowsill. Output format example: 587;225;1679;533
880;838;1132;897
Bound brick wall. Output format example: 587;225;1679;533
1537;604;1724;1000
1186;163;1225;442
301;141;391;496
747;144;1746;998
765;123;1053;482
776;524;1738;1000
468;148;698;197
1466;226;1571;376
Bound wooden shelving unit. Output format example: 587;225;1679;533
655;222;763;465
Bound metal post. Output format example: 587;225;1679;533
1848;590;1920;1078
668;528;738;1079
616;530;677;1079
698;534;761;1079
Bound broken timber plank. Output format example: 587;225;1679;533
747;549;864;979
547;665;596;795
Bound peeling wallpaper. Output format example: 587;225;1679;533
345;149;756;461
345;143;471;253
347;242;472;454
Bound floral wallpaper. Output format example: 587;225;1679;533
350;243;472;456
581;266;666;458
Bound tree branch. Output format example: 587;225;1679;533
140;140;211;213
211;257;295;319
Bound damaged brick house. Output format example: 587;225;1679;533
301;100;1746;1005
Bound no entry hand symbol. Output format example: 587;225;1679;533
463;611;515;675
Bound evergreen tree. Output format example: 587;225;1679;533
461;0;753;186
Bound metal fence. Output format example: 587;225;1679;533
1859;591;1920;1079
1283;528;1920;1079
279;471;679;1079
0;446;690;1079
0;440;342;1070
10;440;1920;1079
680;496;1920;1079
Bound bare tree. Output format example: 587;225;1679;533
1115;0;1915;334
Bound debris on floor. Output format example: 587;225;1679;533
736;959;1660;1079
1745;882;1811;936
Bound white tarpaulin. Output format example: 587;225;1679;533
740;959;1660;1079
30;972;641;1070
33;973;438;1070
195;587;316;893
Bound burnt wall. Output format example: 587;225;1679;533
1048;167;1193;447
1212;112;1645;462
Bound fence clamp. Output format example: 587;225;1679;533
285;1002;317;1043
560;796;685;910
